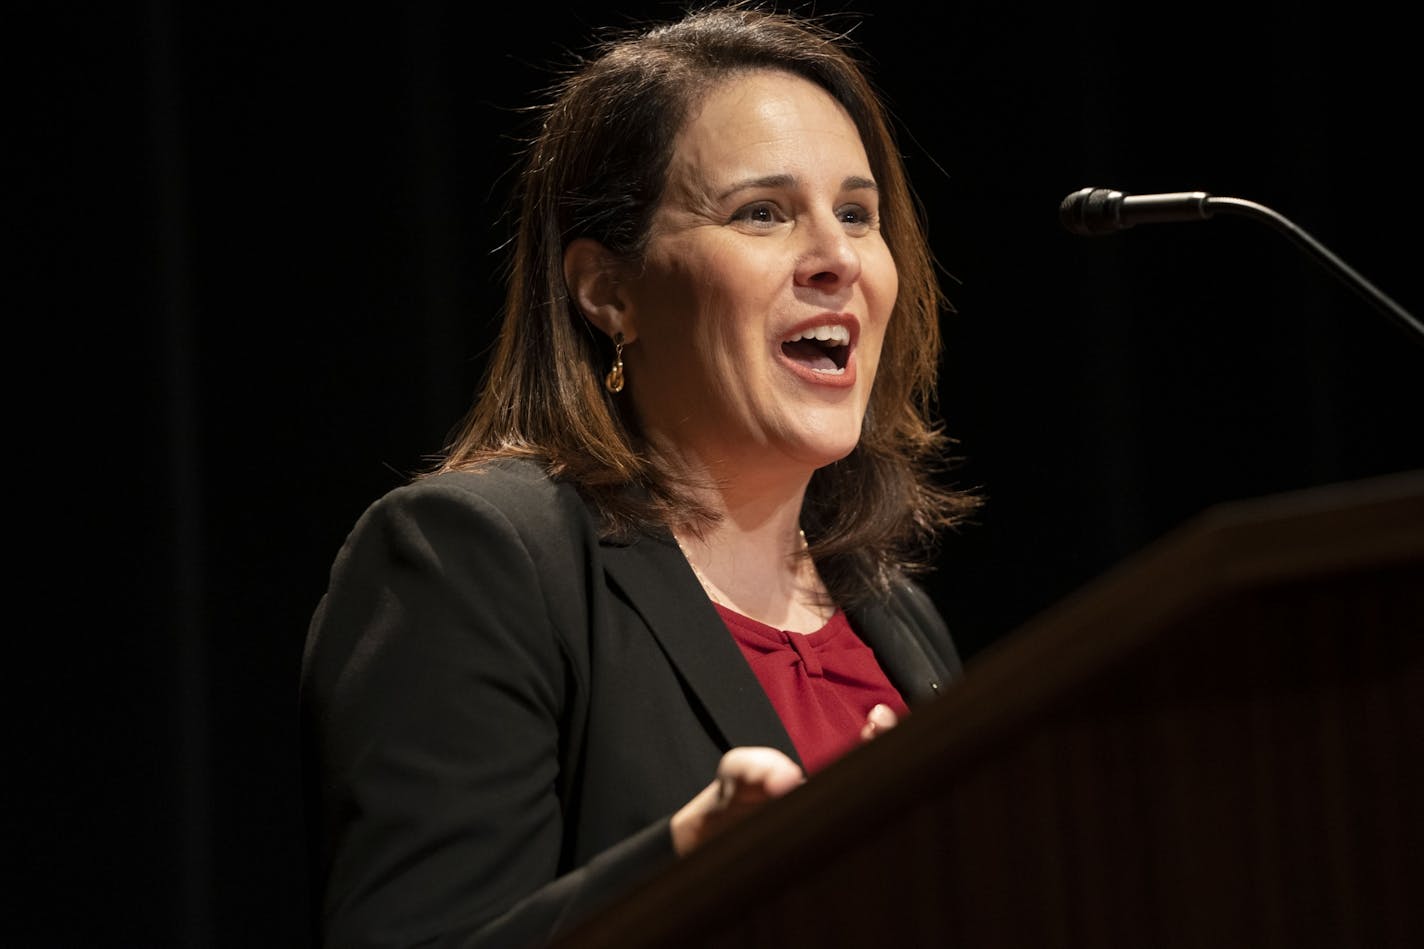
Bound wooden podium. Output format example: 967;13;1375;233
554;471;1424;948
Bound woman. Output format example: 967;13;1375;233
301;4;978;946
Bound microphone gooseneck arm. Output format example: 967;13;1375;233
1059;187;1424;347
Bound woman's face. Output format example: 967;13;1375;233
619;69;898;481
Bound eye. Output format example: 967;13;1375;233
729;201;786;228
836;203;878;233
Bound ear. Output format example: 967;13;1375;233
564;237;636;343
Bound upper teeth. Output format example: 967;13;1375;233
786;324;850;346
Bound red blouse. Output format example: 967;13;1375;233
714;604;910;775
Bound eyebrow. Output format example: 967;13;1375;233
716;174;879;201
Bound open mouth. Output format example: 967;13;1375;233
780;324;851;373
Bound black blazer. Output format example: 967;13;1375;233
300;459;962;948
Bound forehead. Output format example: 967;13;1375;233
667;69;871;189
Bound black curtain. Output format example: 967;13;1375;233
30;1;1422;944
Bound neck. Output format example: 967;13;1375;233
672;470;830;634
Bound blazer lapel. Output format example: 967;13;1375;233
600;532;803;768
848;592;954;708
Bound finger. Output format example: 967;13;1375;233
859;703;899;742
716;746;805;803
673;747;806;856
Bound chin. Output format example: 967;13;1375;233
782;431;863;472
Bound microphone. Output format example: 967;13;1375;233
1058;185;1424;345
1059;187;1212;235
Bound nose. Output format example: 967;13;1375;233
793;212;862;291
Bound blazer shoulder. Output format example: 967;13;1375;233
368;458;596;544
309;459;602;689
391;456;568;506
887;574;945;627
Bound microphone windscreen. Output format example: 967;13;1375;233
1059;187;1123;236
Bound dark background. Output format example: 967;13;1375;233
30;1;1421;945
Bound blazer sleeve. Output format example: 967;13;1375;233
300;478;675;948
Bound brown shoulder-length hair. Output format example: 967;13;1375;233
431;1;979;607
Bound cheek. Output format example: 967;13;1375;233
869;244;899;319
861;248;898;366
624;254;698;351
624;255;748;397
686;248;783;352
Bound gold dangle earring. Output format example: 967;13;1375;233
604;332;626;393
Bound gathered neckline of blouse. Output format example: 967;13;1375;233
711;602;848;642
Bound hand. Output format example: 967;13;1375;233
670;746;804;857
858;702;899;742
